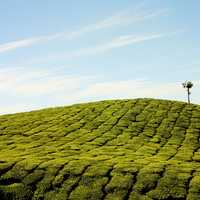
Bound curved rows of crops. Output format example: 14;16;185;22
0;98;200;200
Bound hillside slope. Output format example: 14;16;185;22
0;98;200;200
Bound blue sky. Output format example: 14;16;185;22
0;0;199;114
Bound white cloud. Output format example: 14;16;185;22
71;8;167;35
71;80;183;99
0;67;95;96
0;67;97;114
0;34;59;54
0;6;167;54
60;33;166;58
0;38;40;54
64;79;200;104
7;32;169;66
0;70;199;114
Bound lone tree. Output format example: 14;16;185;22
182;81;193;104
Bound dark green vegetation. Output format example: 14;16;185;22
1;98;200;200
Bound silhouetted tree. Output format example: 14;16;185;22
182;81;193;104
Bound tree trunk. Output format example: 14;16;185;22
187;88;190;104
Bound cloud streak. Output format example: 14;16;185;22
66;79;200;105
0;38;40;54
65;8;167;39
0;66;199;114
79;33;166;55
0;67;95;95
51;33;167;59
0;6;167;54
6;32;169;66
0;35;58;54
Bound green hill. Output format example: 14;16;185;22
0;98;200;200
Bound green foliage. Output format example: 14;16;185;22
0;98;200;199
0;183;33;200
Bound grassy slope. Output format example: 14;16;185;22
0;98;200;200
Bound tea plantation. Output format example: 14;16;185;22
1;98;200;200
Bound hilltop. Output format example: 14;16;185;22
0;98;200;200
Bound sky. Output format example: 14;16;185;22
0;0;199;114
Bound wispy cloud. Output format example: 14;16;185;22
0;38;40;54
0;35;57;54
63;8;167;39
0;67;95;95
0;66;199;114
0;6;167;54
5;32;169;66
0;66;97;114
73;33;166;56
66;79;200;104
46;33;167;60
